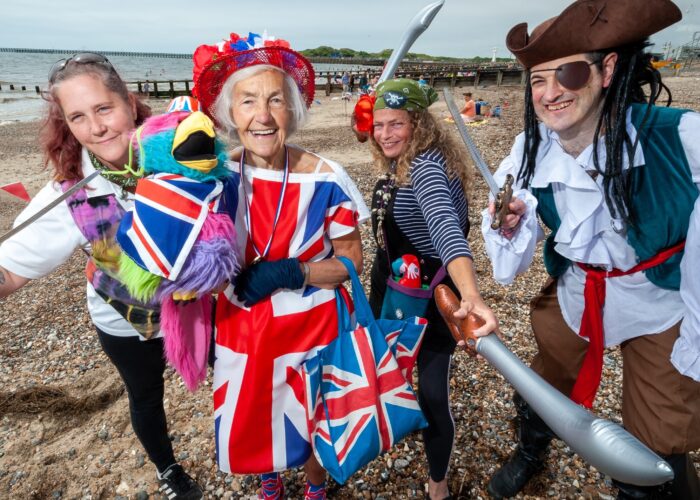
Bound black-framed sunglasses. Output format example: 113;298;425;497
530;60;598;91
48;52;114;84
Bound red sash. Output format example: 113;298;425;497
571;240;686;408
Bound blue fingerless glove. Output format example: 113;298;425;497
233;258;305;307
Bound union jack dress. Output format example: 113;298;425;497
214;156;368;474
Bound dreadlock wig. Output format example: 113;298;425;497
517;39;672;226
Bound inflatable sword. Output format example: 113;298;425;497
442;88;513;229
434;285;673;486
378;0;445;84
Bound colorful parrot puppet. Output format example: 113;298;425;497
391;254;422;288
116;99;240;390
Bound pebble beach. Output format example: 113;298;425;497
0;74;699;499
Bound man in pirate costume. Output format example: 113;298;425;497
480;0;700;498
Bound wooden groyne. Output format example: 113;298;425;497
132;80;192;98
0;66;526;98
0;84;43;93
315;67;525;95
0;67;526;99
126;67;526;99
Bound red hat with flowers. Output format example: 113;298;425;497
192;31;315;120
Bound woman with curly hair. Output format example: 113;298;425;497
365;78;498;500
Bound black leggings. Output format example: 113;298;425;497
370;261;456;483
416;306;456;483
96;328;176;472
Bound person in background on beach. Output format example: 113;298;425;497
359;71;369;94
0;53;203;499
459;92;476;121
143;79;150;96
341;71;350;94
191;31;368;499
481;1;700;498
369;74;380;93
362;78;498;500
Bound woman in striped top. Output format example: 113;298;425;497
365;79;498;500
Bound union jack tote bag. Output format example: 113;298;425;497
302;257;428;484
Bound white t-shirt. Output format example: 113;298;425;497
0;150;143;337
1;148;371;339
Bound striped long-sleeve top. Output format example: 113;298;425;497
393;148;472;264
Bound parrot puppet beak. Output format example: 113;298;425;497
172;111;218;173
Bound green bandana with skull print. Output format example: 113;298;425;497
373;78;438;112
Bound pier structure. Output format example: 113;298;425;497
678;32;700;68
0;47;191;59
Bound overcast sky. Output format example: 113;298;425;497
3;0;698;58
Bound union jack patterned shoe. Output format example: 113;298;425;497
304;480;327;500
258;472;284;499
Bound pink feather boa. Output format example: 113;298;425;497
161;295;212;391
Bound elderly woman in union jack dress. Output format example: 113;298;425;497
192;32;369;499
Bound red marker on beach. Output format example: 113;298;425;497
0;182;30;202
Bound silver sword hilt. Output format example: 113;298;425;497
491;174;514;230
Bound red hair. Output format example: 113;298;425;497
39;63;151;182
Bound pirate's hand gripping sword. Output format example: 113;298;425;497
492;173;514;230
434;285;674;486
442;88;514;230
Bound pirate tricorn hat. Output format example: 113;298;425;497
506;0;682;68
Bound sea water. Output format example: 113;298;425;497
0;51;372;123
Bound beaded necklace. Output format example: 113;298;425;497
372;163;397;250
88;151;139;193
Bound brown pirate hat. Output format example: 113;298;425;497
506;0;682;68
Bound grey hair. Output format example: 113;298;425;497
213;64;308;141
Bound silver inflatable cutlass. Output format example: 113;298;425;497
437;93;675;485
478;334;673;486
378;0;445;84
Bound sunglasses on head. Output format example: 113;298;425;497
48;52;114;84
530;60;598;91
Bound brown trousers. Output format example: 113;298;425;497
529;279;700;455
